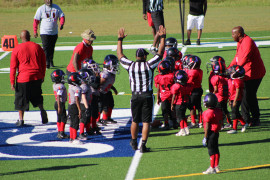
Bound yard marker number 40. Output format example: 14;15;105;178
1;35;18;51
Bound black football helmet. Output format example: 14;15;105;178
181;54;192;69
212;61;227;75
67;72;82;86
164;56;175;72
203;93;218;109
206;56;226;74
167;47;180;60
165;37;178;50
51;69;65;83
81;58;100;74
103;54;119;74
227;65;245;79
78;68;96;85
158;60;171;75
174;70;188;85
187;55;201;69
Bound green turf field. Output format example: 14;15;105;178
0;1;270;179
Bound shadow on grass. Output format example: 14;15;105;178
0;163;98;176
219;164;270;174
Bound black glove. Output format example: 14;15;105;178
84;108;91;118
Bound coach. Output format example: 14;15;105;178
117;25;166;153
10;30;48;126
33;0;65;68
228;26;266;127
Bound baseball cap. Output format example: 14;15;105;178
136;48;149;57
81;28;96;41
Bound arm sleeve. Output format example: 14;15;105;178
235;39;253;67
148;54;162;69
120;56;133;71
60;16;65;25
33;19;40;34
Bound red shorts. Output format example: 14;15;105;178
147;12;154;27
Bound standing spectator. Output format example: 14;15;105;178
33;0;65;68
149;0;165;55
10;30;48;126
143;0;156;41
202;93;223;174
184;0;207;45
228;26;266;126
66;28;96;75
117;25;166;153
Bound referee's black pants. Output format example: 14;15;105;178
40;34;58;68
241;78;262;125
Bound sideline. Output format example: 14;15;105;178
136;163;270;180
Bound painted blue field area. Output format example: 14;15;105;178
0;109;138;160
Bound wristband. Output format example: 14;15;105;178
160;34;166;38
118;37;124;41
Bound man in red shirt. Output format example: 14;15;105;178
10;30;47;126
228;26;266;126
66;28;96;75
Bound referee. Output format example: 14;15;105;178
117;25;166;153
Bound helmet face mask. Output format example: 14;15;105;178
187;55;201;69
212;61;226;75
81;58;100;74
78;68;95;85
103;55;119;74
207;56;226;74
203;93;218;109
51;69;65;83
174;70;188;85
68;72;82;86
181;54;192;69
165;37;178;49
228;65;245;79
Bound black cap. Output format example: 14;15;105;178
136;48;149;57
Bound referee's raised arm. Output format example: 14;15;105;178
117;28;127;60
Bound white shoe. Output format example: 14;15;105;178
184;127;190;135
241;123;248;132
227;129;237;134
175;129;186;136
203;166;216;174
215;166;220;173
71;139;84;145
189;122;197;128
199;123;203;128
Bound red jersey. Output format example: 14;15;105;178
175;60;183;70
66;40;93;72
186;69;203;89
210;75;229;102
228;78;244;101
171;83;193;105
10;41;46;85
154;73;174;101
228;34;266;81
203;108;223;133
163;50;183;60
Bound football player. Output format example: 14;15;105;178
163;37;182;60
166;47;183;71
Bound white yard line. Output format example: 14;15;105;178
0;52;10;60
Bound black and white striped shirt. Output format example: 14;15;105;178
120;55;161;92
149;0;164;12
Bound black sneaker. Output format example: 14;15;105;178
98;119;107;126
94;127;102;135
106;118;117;124
78;133;88;140
57;131;69;139
41;110;48;124
196;39;201;45
15;120;24;127
140;145;150;153
129;140;138;150
184;39;191;45
50;62;55;67
86;129;95;136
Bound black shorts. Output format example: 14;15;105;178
151;11;165;31
91;95;100;119
217;100;229;114
15;79;43;111
230;100;242;120
68;104;79;130
161;99;171;117
175;103;188;123
80;103;91;124
99;91;114;112
207;131;219;156
189;87;203;111
54;101;67;123
131;92;154;123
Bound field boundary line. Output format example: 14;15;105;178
136;163;270;180
0;52;10;60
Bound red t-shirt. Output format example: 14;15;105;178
67;41;93;72
10;41;46;85
228;78;244;101
210;75;229;102
154;73;174;101
203;108;223;133
228;34;266;81
186;69;203;89
171;83;193;105
175;60;183;71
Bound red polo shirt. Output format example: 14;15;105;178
228;34;266;81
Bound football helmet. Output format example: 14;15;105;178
167;47;180;60
78;68;96;85
158;60;171;75
203;93;218;109
212;61;227;75
186;55;201;69
165;37;178;50
67;72;82;86
81;58;100;74
174;70;188;85
50;69;65;83
164;56;175;72
103;54;119;74
181;54;192;69
206;56;226;74
227;65;245;79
